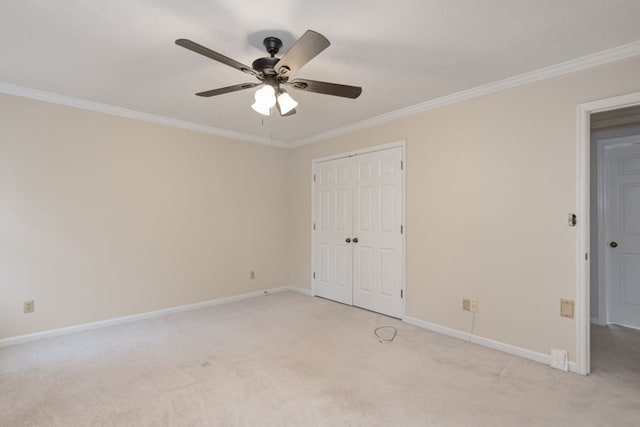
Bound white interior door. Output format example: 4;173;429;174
314;157;353;305
604;137;640;329
352;148;404;318
313;146;404;318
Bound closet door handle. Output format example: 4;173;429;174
353;237;359;243
610;241;618;248
345;238;351;243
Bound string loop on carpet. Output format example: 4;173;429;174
374;326;397;342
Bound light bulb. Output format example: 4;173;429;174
277;91;298;115
254;85;276;107
251;101;271;116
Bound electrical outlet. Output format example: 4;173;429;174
462;298;470;311
24;300;35;314
250;270;255;280
469;299;478;313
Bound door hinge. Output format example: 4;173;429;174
401;289;403;298
585;252;588;261
313;223;316;230
313;272;316;279
313;174;316;182
400;225;403;234
401;160;404;170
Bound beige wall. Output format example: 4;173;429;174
4;56;640;362
288;57;640;360
0;94;290;339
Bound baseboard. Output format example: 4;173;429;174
568;361;579;373
590;316;607;326
286;286;313;296
403;316;573;370
0;286;293;348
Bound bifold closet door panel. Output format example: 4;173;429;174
352;148;403;318
313;157;353;305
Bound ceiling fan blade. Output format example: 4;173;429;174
195;83;259;97
287;78;362;99
175;39;258;76
275;30;330;77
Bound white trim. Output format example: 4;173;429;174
404;316;578;373
0;82;288;148
576;103;591;376
311;141;407;317
569;361;579;373
310;156;317;297
291;40;640;148
401;144;407;318
0;286;296;348
287;286;313;296
596;136;610;327
312;140;407;163
576;91;640;376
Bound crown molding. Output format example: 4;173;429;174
0;82;288;148
3;39;640;150
290;39;640;148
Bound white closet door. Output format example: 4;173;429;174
352;148;404;318
313;157;353;305
312;145;404;318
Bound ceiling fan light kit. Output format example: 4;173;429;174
251;84;276;115
176;30;362;117
276;90;298;115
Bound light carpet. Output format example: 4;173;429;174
1;291;639;426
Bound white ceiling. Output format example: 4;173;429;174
2;0;640;146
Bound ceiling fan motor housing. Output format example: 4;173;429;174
263;36;283;56
252;56;280;76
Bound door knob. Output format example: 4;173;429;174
353;237;359;243
345;238;351;243
610;241;618;248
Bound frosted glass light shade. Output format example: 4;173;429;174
251;85;276;116
251;101;271;116
277;91;298;114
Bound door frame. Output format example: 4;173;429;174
310;140;407;318
576;91;640;375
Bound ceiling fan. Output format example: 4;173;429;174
175;30;362;117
